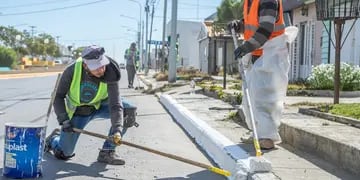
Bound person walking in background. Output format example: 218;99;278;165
45;45;126;165
229;0;297;150
124;42;139;88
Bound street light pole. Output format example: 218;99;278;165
161;0;167;72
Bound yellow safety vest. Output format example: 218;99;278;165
65;58;108;119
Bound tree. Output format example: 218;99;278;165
215;0;244;31
0;26;24;48
0;25;62;58
0;46;17;68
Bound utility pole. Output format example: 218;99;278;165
29;26;36;56
161;0;167;72
55;36;60;45
145;0;150;75
168;0;178;83
148;1;155;72
30;26;36;39
196;0;199;20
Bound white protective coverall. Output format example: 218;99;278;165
241;26;298;143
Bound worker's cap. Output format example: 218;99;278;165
81;45;109;70
130;42;136;48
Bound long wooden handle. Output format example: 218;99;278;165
72;128;231;177
46;73;62;124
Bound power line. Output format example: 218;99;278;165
179;2;217;8
0;0;109;16
0;0;73;9
63;36;133;42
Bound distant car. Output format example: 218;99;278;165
54;60;63;65
119;63;125;69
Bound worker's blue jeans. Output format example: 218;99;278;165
49;99;134;157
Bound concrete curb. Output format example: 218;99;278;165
159;94;272;180
299;108;360;128
0;71;62;79
279;121;360;175
137;75;152;91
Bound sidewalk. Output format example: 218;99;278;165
138;70;359;180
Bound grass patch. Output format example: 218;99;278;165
318;103;360;120
293;102;360;120
290;102;330;107
287;83;308;90
225;111;239;121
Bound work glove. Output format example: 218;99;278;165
112;132;122;145
60;120;73;132
234;47;245;60
227;20;244;33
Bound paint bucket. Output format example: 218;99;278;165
3;123;46;179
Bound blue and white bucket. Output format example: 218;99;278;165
3;123;46;179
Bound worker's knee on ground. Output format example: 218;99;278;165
123;107;137;128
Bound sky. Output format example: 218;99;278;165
0;0;222;63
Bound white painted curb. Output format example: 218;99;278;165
160;94;257;179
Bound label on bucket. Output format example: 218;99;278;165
3;123;46;179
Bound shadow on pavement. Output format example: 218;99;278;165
155;169;226;180
37;154;124;180
136;112;168;117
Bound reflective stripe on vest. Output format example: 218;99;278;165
243;0;285;56
65;58;108;119
125;49;139;56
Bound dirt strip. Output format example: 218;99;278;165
0;71;62;79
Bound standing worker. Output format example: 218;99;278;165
124;42;140;88
229;0;297;150
45;45;126;165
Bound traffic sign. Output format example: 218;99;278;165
147;40;168;45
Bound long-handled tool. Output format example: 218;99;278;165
43;73;62;152
72;127;231;177
45;73;62;124
231;28;262;157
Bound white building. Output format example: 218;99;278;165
166;20;207;70
328;19;360;66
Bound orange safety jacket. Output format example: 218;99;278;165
243;0;285;56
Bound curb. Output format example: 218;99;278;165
0;71;62;79
137;75;152;91
298;108;360;128
159;94;273;180
279;121;360;175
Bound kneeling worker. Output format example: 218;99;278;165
45;45;125;165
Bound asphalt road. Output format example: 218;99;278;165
0;69;225;180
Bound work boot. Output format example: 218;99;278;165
44;128;60;152
241;136;275;150
53;149;75;161
259;139;275;150
97;149;125;165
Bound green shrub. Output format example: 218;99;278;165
234;91;243;104
307;63;360;91
0;46;17;68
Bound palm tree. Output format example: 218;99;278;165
215;0;243;33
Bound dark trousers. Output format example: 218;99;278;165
126;65;136;85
